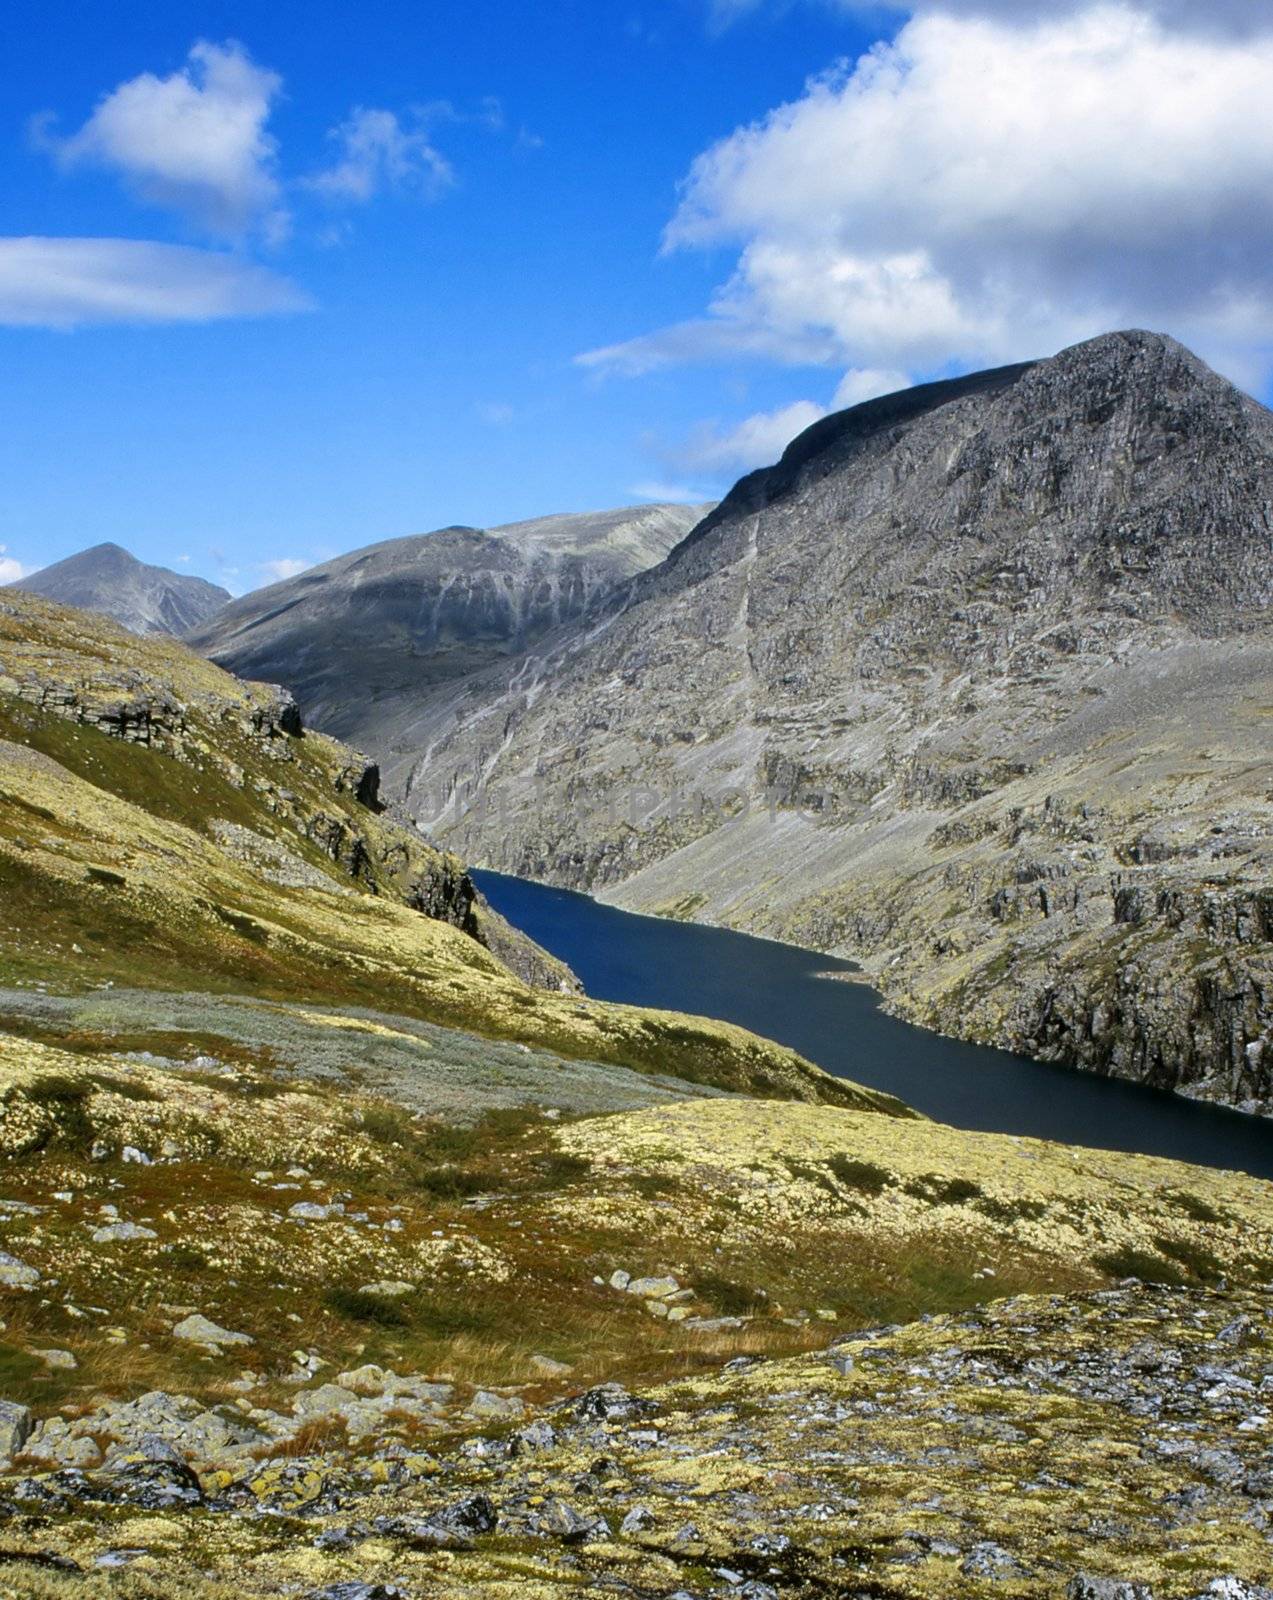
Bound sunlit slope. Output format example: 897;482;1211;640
0;587;894;1109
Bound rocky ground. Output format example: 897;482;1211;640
3;1068;1273;1594
1;1284;1272;1597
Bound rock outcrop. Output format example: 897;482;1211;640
400;332;1273;1112
12;543;230;635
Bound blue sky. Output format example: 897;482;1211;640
3;0;1272;591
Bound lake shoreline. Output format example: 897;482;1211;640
476;867;1273;1182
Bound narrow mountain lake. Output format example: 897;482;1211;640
475;869;1273;1180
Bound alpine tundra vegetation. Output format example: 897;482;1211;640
0;584;1271;1596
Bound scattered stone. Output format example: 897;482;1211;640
293;1384;358;1419
288;1201;343;1221
625;1275;680;1300
172;1314;253;1349
568;1383;653;1423
102;1449;204;1509
336;1364;387;1396
533;1497;610;1543
1068;1579;1156;1600
463;1390;526;1423
34;1348;77;1371
0;1252;39;1289
90;1221;156;1243
513;1420;557;1453
609;1269;631;1291
530;1353;573;1377
309;1585;407;1600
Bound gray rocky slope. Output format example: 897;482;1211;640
187;503;710;760
12;542;230;635
404;331;1273;1114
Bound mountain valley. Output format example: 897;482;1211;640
352;332;1273;1117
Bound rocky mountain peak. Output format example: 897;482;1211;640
12;542;231;637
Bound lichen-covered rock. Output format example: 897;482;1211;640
0;1399;33;1461
172;1314;253;1350
0;1249;40;1288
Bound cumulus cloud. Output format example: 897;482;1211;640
673;399;828;475
0;237;311;329
664;369;910;483
712;0;1266;36
590;5;1273;387
833;366;911;406
306;107;454;203
41;40;286;241
0;546;27;584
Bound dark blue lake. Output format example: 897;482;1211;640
475;869;1273;1182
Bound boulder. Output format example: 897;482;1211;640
625;1275;680;1300
172;1314;253;1349
0;1251;39;1289
0;1398;33;1460
463;1390;526;1423
34;1348;77;1370
91;1221;157;1243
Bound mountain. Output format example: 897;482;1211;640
400;331;1273;1114
187;502;711;762
12;542;230;635
4;549;1273;1596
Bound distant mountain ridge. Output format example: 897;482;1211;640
188;502;711;754
13;543;230;636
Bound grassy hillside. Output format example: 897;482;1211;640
0;589;895;1111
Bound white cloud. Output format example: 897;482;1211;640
0;545;27;584
592;5;1273;387
629;479;719;505
673;399;828;475
712;0;1265;35
258;557;313;584
0;237;311;329
43;40;286;241
578;315;839;376
664;371;910;483
306;108;454;204
833;367;911;406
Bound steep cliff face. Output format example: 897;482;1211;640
406;332;1273;1112
12;543;230;635
187;504;710;771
